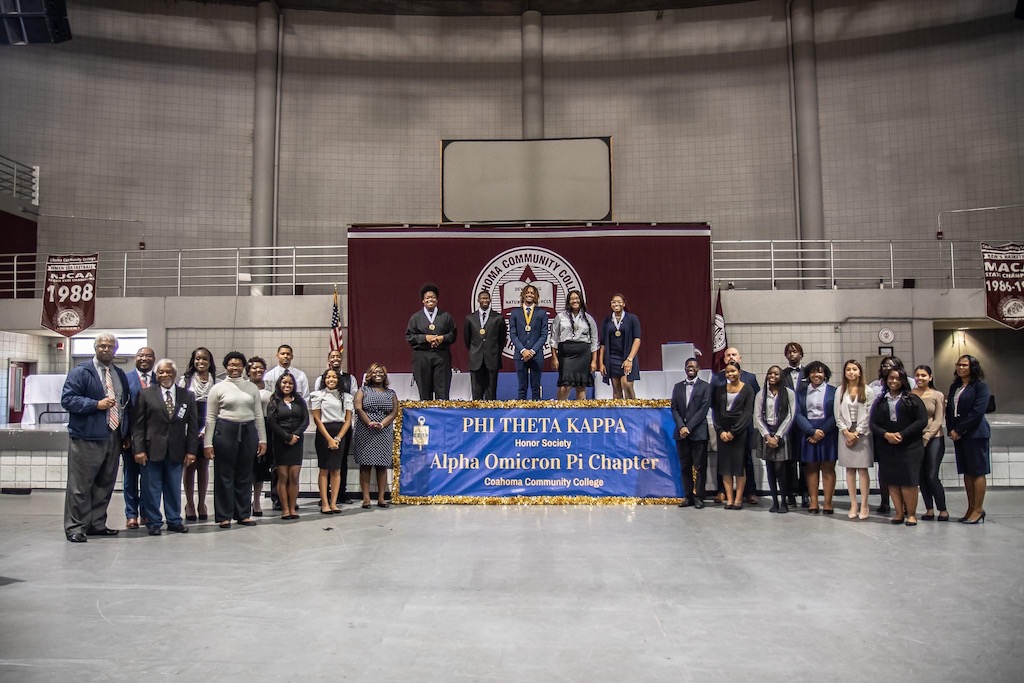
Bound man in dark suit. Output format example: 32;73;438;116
464;290;507;400
405;283;457;400
122;346;155;530
671;357;713;508
711;346;761;504
131;358;199;536
781;341;809;507
507;284;548;399
61;333;132;543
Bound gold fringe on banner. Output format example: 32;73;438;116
390;399;676;504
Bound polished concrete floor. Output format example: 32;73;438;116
1;490;1022;681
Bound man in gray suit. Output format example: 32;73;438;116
464;290;507;400
131;359;198;536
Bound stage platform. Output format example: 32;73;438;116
0;488;1022;679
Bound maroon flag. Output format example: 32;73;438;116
982;243;1024;330
41;253;97;338
712;289;728;373
329;287;345;351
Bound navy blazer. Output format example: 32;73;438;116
508;305;548;364
794;383;837;437
125;368;155;405
945;380;991;440
61;360;132;441
670;378;712;441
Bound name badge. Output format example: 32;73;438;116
176;405;187;420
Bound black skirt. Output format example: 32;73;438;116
557;341;594;387
315;421;344;470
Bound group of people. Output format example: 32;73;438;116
408;283;642;402
670;343;992;525
60;334;398;541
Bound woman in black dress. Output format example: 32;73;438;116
946;355;992;524
267;373;309;521
869;368;928;526
712;361;756;510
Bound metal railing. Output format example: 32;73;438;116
0;239;989;299
0;246;347;298
0;154;39;206
711;239;984;290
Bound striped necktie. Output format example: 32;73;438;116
105;366;120;431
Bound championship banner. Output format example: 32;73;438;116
394;403;683;504
347;224;711;377
982;243;1024;330
41;253;97;338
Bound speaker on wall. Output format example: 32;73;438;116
0;0;71;45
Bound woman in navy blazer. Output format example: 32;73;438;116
946;355;992;524
794;361;838;514
870;368;928;526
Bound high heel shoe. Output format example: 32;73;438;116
961;511;986;525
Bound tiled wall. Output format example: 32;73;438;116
544;4;795;240
0;332;59;423
275;11;523;244
816;0;1024;242
0;0;256;255
166;327;345;380
1;0;1020;260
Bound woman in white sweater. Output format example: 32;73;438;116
204;351;268;528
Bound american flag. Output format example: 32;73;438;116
330;288;344;352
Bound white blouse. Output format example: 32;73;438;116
311;389;354;423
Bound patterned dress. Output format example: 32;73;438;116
354;387;397;468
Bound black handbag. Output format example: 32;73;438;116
986;394;996;414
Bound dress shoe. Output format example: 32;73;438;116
238;519;257;526
937;512;950;521
126;518;139;529
890;517;905;525
219;521;232;529
769;503;779;513
778;503;789;514
692;498;705;509
961;511;986;525
361;503;372;509
921;512;935;521
86;527;119;537
166;523;189;533
801;497;810;509
252;510;263;517
745;495;759;505
785;495;796;506
822;508;834;515
808;507;820;514
66;532;88;543
905;519;918;527
377;502;390;509
876;503;890;514
185;514;198;522
677;499;693;508
148;527;162;536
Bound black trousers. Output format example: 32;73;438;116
469;365;499;400
64;431;121;535
212;419;257;522
412;349;451;400
919;436;947;511
676;439;709;501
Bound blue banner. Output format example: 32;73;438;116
397;406;682;500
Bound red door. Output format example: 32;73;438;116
7;361;32;424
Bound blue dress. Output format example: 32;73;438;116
599;312;641;381
794;384;838;463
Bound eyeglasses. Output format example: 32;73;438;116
956;363;970;368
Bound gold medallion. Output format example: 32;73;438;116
479;328;486;335
428;324;436;331
524;325;531;332
615;330;622;337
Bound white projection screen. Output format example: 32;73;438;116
441;137;612;223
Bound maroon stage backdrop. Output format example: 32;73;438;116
347;224;711;378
